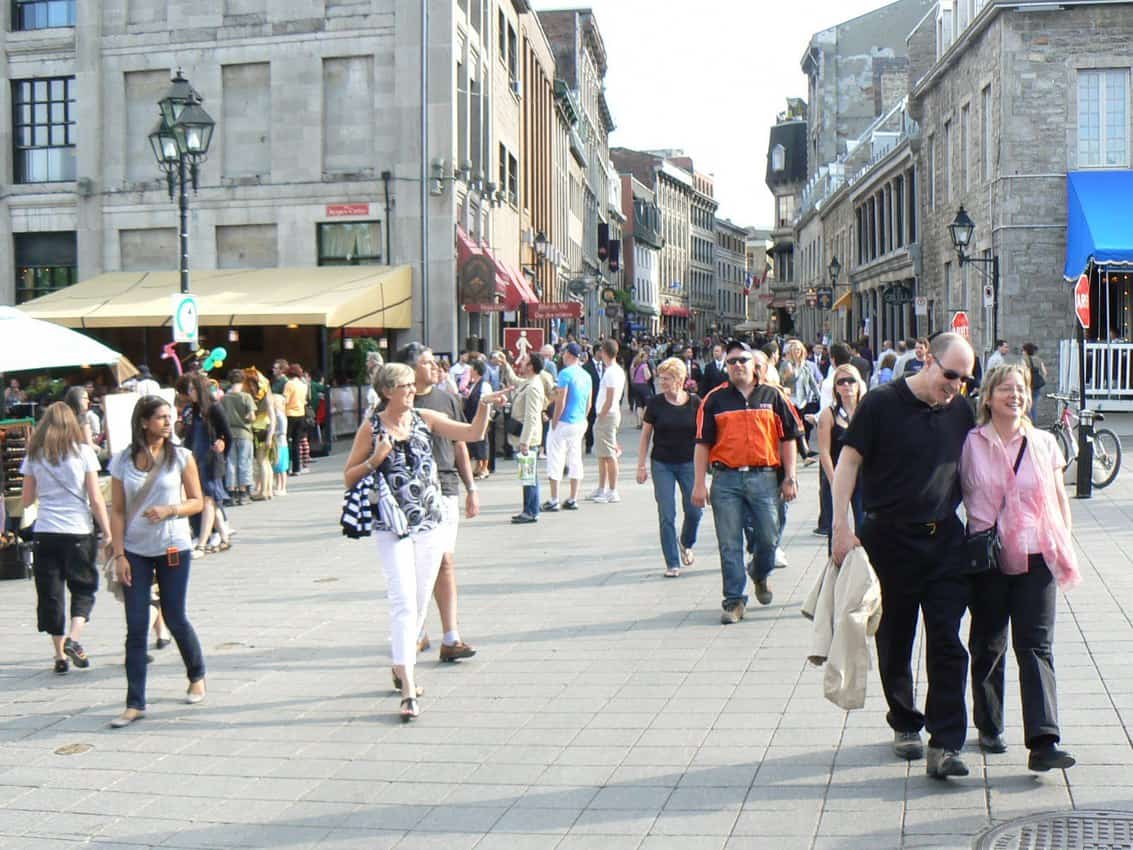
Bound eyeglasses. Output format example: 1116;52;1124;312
726;356;752;366
835;377;857;387
939;367;974;383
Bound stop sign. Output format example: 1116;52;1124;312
950;311;970;340
1075;273;1091;330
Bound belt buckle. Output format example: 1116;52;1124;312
925;521;937;536
738;466;750;472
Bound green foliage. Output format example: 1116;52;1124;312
334;337;381;385
25;376;66;404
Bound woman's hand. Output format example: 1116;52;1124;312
142;504;174;523
636;465;648;485
101;538;114;560
480;387;514;407
116;555;132;587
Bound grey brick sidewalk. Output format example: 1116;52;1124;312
1;430;1132;850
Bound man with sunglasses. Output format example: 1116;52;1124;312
693;341;801;623
831;332;977;780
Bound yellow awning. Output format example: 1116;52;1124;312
832;289;853;311
18;265;413;329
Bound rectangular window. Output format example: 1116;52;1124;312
12;77;76;184
928;134;936;209
497;9;506;61
317;221;382;265
508;152;518;204
14;231;76;304
960;104;970;191
943;119;953;202
12;0;75;30
1078;68;1129;168
981;85;992;181
507;24;518;86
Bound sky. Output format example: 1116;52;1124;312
532;0;903;229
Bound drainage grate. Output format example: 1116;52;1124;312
974;810;1133;850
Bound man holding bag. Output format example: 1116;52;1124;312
509;354;547;524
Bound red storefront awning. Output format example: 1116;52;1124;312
661;304;691;318
481;240;538;310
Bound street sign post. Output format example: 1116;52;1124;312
1075;273;1091;329
171;293;199;344
914;296;928;317
983;284;995;308
950;310;970;340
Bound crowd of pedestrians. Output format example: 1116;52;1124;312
14;326;1081;779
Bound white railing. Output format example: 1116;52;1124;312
1058;340;1133;410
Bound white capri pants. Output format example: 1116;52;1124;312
376;523;448;667
545;420;586;482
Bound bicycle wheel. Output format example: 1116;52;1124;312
1090;428;1122;489
1048;424;1074;466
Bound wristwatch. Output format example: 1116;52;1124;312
784;477;799;486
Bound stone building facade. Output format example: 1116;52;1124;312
619;174;662;335
714;218;747;335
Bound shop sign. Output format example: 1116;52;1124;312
459;255;498;306
529;301;583;320
325;203;370;217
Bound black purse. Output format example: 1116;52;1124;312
961;437;1027;575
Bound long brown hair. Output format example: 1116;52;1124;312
176;372;213;416
27;402;84;464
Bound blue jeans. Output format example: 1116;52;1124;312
226;436;254;490
523;480;540;517
651;460;702;568
123;550;206;710
710;468;780;607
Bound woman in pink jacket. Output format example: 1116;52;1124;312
961;364;1080;773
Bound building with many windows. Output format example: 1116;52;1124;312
619;174;662;334
714;218;747;336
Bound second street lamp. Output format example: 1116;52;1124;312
149;71;215;296
947;205;999;348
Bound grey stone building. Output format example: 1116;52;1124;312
714;218;747;335
666;159;717;339
765;101;807;334
618;173;662;335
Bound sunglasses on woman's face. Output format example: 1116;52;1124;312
835;378;856;387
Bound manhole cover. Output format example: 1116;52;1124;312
974;810;1133;849
54;743;92;756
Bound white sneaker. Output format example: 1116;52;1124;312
774;547;789;569
592;491;611;503
604;490;621;503
586;488;607;501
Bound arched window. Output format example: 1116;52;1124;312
771;144;786;172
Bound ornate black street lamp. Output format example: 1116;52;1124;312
948;205;1000;345
149;71;215;295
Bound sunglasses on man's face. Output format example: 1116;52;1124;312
938;366;974;383
726;356;752;366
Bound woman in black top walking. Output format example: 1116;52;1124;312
635;357;703;577
817;363;866;553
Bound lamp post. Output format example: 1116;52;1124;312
947;206;1000;350
826;255;841;340
533;231;548;299
149;71;215;295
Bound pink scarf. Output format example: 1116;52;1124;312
962;425;1081;589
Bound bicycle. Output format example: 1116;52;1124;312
1046;392;1122;489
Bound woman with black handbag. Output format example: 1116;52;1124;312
961;364;1081;772
175;374;232;556
20;402;113;673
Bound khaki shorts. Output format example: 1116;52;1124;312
594;413;621;458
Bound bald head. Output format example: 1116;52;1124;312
540;344;555;358
929;332;974;363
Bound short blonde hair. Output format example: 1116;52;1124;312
978;364;1031;425
656;357;687;383
373;362;415;400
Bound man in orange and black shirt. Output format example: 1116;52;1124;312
693;341;801;623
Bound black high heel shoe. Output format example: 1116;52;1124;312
399;698;420;722
391;669;424;696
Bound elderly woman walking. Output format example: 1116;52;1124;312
962;364;1081;772
20;402;113;673
635;357;703;577
108;396;206;727
344;363;509;721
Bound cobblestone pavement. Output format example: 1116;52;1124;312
2;429;1133;850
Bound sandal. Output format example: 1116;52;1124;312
664;568;681;578
391;669;424;696
192;547;207;558
204;544;218;554
399;698;420;722
216;540;231;552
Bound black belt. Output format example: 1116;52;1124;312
711;463;775;473
864;512;953;536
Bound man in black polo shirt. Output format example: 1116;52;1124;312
832;332;976;780
693;342;800;623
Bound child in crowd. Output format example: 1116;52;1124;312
271;394;289;496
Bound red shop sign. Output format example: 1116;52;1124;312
325;203;371;218
529;301;583;320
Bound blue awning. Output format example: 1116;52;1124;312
1064;170;1133;280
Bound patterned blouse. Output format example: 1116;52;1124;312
370;409;445;535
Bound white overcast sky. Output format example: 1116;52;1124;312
532;0;901;229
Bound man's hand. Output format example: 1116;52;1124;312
831;524;861;567
212;439;225;453
692;481;709;508
465;490;480;519
780;479;798;503
636;465;648;485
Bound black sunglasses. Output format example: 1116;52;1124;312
726;356;752;365
835;377;857;386
939;366;974;382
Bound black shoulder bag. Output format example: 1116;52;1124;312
961;437;1027;575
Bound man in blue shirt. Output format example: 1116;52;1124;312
543;342;592;511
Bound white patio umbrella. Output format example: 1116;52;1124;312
0;306;139;383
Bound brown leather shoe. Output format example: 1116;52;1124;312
439;641;477;662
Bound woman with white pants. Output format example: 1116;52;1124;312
344;363;509;721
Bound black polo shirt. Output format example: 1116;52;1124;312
841;377;974;522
